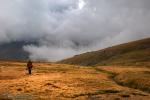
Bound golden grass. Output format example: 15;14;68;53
0;61;150;100
114;71;150;93
100;66;150;93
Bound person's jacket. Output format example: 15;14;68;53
27;61;33;69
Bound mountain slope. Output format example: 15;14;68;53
60;38;150;67
0;41;36;60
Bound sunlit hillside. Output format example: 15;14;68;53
60;38;150;67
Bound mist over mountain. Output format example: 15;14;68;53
0;41;36;60
60;38;150;67
0;0;150;61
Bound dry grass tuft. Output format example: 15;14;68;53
114;71;150;93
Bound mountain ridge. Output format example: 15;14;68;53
59;37;150;67
0;41;37;60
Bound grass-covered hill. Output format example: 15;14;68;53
60;38;150;67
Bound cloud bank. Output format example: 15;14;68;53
0;0;150;61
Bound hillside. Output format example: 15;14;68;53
60;38;150;67
0;41;36;60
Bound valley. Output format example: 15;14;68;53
0;61;150;100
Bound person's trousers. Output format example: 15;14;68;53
28;68;32;74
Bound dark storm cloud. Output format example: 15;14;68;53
0;0;150;61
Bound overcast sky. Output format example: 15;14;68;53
0;0;150;61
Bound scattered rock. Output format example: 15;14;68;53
17;88;22;91
120;94;130;98
45;83;52;86
114;97;120;100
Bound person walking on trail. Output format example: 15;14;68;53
27;60;33;75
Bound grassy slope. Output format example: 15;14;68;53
114;71;150;93
100;66;150;93
60;38;150;67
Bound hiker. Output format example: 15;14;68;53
27;60;33;74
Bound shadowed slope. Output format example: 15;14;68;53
0;41;38;60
